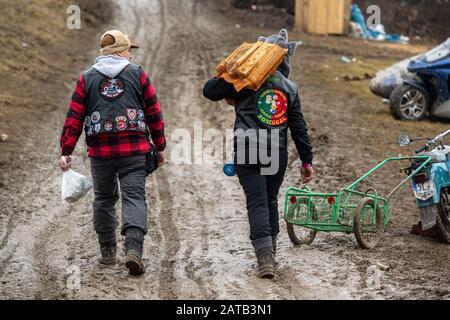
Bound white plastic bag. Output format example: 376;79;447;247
61;169;92;203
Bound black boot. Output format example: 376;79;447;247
252;236;275;279
97;231;117;265
124;227;145;276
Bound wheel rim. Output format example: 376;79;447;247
287;200;317;244
359;205;381;245
399;89;427;120
291;224;315;241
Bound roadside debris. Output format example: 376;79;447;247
350;4;409;44
341;56;351;64
374;262;390;271
0;134;8;142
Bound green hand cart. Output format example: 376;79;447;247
284;156;432;249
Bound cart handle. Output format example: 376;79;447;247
345;156;432;200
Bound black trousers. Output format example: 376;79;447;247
236;151;288;241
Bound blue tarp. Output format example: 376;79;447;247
350;4;408;44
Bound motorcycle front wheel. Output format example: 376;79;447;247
389;84;430;121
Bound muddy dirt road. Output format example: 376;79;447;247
0;0;449;299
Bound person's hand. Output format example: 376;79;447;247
225;98;237;107
300;164;314;184
157;151;166;166
59;155;72;172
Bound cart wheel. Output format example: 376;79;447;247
286;198;317;246
353;197;384;249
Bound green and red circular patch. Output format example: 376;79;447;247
257;88;288;126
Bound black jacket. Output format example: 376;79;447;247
203;74;313;165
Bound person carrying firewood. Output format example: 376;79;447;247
203;29;314;279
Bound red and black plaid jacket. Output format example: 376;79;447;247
60;69;165;158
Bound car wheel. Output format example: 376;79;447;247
389;84;430;121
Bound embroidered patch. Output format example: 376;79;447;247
94;123;101;134
104;120;114;131
91;111;101;124
115;116;127;131
87;125;94;136
84;116;91;127
99;78;125;100
138;110;145;120
256;88;288;126
127;108;137;121
129;121;137;130
137;121;146;131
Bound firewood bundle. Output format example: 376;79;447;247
216;41;288;92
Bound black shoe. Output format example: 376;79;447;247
100;245;117;265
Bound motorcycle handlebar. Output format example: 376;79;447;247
415;145;428;154
432;129;450;144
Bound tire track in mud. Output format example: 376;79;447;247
0;111;74;298
127;0;181;299
130;0;216;298
165;0;228;298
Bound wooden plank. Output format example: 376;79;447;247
302;0;310;32
298;0;352;35
306;0;318;34
295;0;303;32
295;0;309;32
327;0;342;33
329;0;352;34
309;0;329;34
343;0;352;34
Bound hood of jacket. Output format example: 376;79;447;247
92;55;130;78
257;29;302;78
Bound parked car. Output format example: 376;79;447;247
370;38;450;121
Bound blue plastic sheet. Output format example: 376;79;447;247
350;4;408;44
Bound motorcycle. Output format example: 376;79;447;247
397;130;450;243
388;38;450;121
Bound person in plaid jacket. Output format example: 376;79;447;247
59;30;166;276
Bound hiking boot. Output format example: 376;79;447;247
257;254;275;279
100;245;117;265
125;254;145;276
252;236;275;279
124;227;145;276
